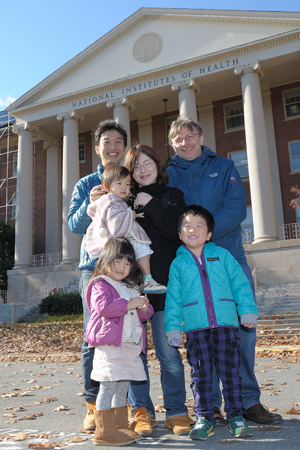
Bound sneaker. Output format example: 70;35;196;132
143;278;167;294
164;415;195;435
246;403;283;424
228;416;252;438
189;417;214;440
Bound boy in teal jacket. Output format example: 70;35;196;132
164;205;258;440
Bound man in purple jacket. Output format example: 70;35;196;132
167;116;282;426
68;119;127;430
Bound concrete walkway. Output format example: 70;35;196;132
1;352;300;450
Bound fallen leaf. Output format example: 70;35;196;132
52;405;68;411
258;425;282;431
64;436;87;443
283;407;300;414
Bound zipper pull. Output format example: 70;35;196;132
203;269;208;278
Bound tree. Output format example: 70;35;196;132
290;186;300;213
0;222;15;290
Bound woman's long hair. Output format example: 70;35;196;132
90;237;144;290
124;144;168;189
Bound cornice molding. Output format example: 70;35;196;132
9;29;300;119
10;11;300;110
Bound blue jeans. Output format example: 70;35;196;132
212;263;261;410
80;269;99;403
128;310;188;419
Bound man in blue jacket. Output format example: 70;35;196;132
68;119;127;430
167;116;282;425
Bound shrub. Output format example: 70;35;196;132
39;291;83;316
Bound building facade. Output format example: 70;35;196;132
4;8;300;301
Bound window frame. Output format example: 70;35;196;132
228;149;249;181
288;140;300;174
283;88;300;120
224;101;245;132
79;137;85;163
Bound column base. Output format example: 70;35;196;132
253;235;278;244
13;264;31;269
60;259;79;266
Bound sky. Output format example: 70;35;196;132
1;0;299;109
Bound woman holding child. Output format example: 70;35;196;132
124;144;194;436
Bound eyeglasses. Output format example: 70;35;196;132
134;160;155;171
172;133;201;146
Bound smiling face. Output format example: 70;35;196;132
105;174;131;200
133;152;158;187
179;214;212;257
106;257;131;282
95;129;126;167
171;125;204;161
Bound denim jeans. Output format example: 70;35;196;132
79;269;99;403
128;310;188;419
212;263;261;410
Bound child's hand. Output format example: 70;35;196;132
139;295;150;313
90;185;106;202
243;323;256;328
127;296;147;311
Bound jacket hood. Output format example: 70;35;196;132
169;145;217;169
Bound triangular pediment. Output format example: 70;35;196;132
8;8;300;112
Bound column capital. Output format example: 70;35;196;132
234;61;264;78
57;110;85;123
171;78;201;94
43;139;62;150
12;121;39;135
106;96;135;111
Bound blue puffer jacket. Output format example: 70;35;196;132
164;243;258;335
68;164;104;270
167;146;247;264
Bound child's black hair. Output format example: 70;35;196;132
178;205;215;234
90;237;144;290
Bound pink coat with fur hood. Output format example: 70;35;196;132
85;277;154;352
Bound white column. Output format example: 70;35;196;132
12;123;35;268
137;118;153;147
172;78;200;122
107;96;135;150
57;111;84;265
234;61;277;243
262;91;285;231
197;104;216;153
44;140;62;254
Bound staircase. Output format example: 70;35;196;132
256;283;300;341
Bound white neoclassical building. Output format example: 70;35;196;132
4;8;300;310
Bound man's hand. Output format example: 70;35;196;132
134;192;153;207
90;185;106;203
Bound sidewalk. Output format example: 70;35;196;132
1;352;300;450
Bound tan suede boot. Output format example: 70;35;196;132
84;400;96;430
129;406;154;436
113;406;141;441
93;409;136;446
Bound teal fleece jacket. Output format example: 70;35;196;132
164;243;258;339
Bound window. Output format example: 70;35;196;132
79;138;85;163
13;154;18;177
296;207;300;224
224;102;244;131
12;193;16;219
283;89;300;119
241;206;253;243
289;140;300;173
228;150;248;179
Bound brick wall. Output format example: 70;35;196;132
271;82;300;224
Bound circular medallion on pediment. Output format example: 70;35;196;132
133;33;163;63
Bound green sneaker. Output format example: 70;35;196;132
189;417;214;440
228;416;252;438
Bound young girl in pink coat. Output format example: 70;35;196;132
85;163;166;295
85;236;154;446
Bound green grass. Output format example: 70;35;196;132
31;314;83;323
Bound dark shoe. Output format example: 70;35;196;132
213;406;227;426
246;404;283;424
